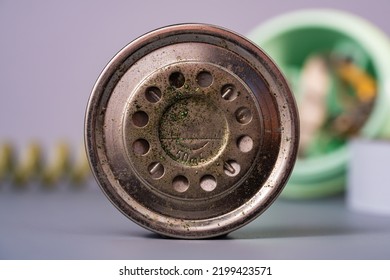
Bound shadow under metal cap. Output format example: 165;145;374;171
85;23;299;239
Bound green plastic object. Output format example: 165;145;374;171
248;9;390;199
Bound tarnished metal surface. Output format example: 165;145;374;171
85;24;299;238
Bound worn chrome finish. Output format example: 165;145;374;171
85;24;299;239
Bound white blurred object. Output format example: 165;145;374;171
298;56;330;156
347;139;390;216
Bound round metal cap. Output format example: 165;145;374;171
85;24;299;239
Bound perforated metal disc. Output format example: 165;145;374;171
85;24;299;239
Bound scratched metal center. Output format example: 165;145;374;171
123;62;262;200
159;96;228;166
85;24;299;239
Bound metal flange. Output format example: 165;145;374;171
85;24;299;238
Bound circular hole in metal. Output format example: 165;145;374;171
172;175;190;193
148;162;165;179
223;160;241;177
132;139;150;155
221;84;238;101
200;175;217;192
235;107;252;124
196;71;213;87
169;71;185;88
237;135;253;153
132;111;149;127
145;86;162;103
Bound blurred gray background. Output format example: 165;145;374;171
1;0;390;260
1;0;390;148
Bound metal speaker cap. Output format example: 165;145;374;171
85;24;299;239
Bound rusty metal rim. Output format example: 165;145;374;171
85;23;299;239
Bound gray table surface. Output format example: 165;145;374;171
1;185;389;260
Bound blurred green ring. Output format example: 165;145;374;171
248;9;390;199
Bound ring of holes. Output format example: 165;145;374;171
130;71;256;193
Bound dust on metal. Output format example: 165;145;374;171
85;24;299;239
